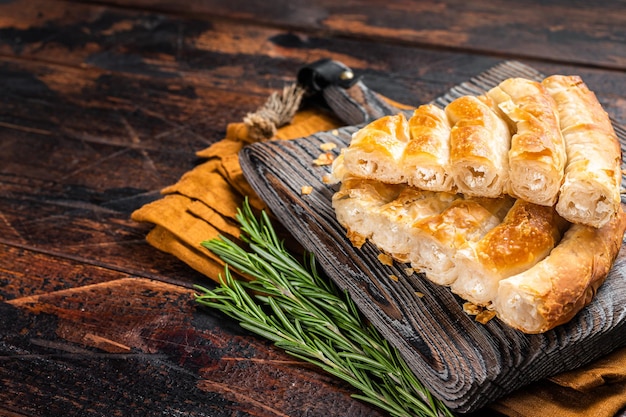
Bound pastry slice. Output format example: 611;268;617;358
401;104;454;192
409;196;513;286
340;113;410;184
543;75;622;228
487;78;566;206
451;200;567;306
445;95;512;198
332;178;457;260
333;176;513;286
494;208;626;333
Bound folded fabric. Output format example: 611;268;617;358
131;81;626;417
491;346;626;416
131;104;344;282
132;193;235;280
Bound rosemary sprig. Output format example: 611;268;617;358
195;199;454;417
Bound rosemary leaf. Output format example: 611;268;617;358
195;198;454;417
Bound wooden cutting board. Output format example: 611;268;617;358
238;61;626;413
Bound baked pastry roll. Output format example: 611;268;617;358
331;175;626;333
451;200;567;306
542;75;622;228
333;175;513;286
486;78;566;206
494;208;626;333
332;178;457;260
410;196;513;285
401;104;454;192
336;106;454;192
340;113;410;184
445;95;512;198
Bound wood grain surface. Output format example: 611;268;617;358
1;0;626;416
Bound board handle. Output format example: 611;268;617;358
297;58;403;125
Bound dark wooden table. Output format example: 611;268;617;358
1;1;625;416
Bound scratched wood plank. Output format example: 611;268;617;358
0;45;281;280
0;243;135;301
2;1;624;149
239;61;626;413
0;264;387;417
86;0;626;70
0;0;277;96
0;0;492;105
3;0;626;124
3;0;625;128
0;1;495;291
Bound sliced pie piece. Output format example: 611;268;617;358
445;95;512;198
401;104;454;192
332;178;458;260
451;199;567;306
340;113;410;184
487;77;566;206
333;177;513;286
409;196;513;285
494;208;626;333
543;75;622;228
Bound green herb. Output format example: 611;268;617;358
195;198;454;417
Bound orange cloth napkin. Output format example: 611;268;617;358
131;92;626;417
131;107;343;281
491;346;626;417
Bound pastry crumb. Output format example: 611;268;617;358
463;302;496;324
414;291;424;298
462;302;482;316
475;309;497;324
389;274;399;282
301;185;313;195
313;152;335;166
404;267;415;276
320;142;337;151
346;230;366;248
377;253;394;266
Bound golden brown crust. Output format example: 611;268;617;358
406;105;449;156
340;113;410;184
413;197;513;251
445;95;511;197
334;106;455;192
475;201;566;276
402;104;453;191
451;200;566;305
487;78;566;206
495;208;626;333
542;75;622;227
411;196;513;285
332;178;458;263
